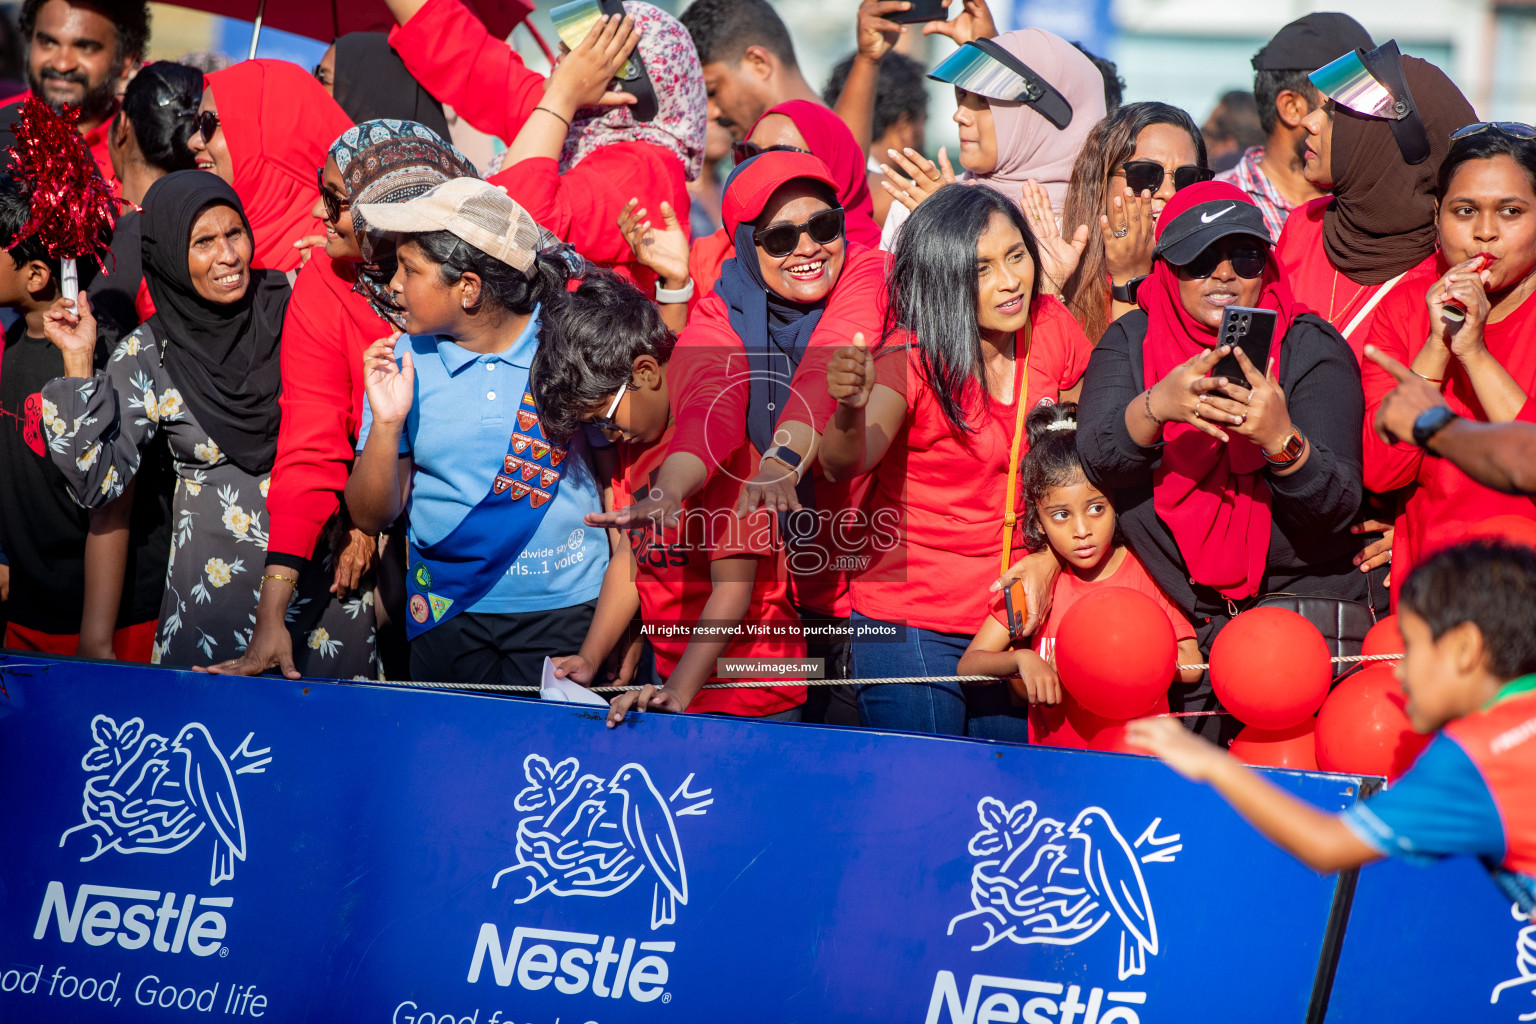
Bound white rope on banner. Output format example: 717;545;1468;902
356;652;1406;698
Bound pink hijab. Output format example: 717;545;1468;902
972;28;1105;213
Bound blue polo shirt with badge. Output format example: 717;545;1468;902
359;307;608;614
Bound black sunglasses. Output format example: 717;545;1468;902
1120;159;1214;196
1177;240;1268;280
317;168;350;224
752;207;845;259
190;110;219;145
1450;121;1536;142
732;141;809;166
311;62;333;89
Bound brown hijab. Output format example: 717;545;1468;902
1323;55;1475;285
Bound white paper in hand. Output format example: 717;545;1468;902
539;656;607;706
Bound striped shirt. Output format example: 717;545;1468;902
1216;146;1294;243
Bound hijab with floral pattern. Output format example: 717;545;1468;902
558;1;708;181
328;119;479;326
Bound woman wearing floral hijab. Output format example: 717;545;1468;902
40;172;374;673
489;2;707;292
210;120;479;680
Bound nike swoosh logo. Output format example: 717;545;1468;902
1201;204;1236;224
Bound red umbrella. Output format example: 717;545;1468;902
169;0;536;56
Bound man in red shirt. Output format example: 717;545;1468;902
679;0;825;141
0;0;148;194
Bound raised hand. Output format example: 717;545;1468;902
880;146;956;213
43;292;99;374
1426;255;1493;359
1146;344;1236;442
856;0;911;61
827;332;876;410
547;14;641;112
618;197;689;288
922;0;995;44
1021;178;1088;294
1101;188;1157;285
1195;347;1293;453
363;331;413;426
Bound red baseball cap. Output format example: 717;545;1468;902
722;151;839;237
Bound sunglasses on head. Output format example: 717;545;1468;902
317;168;350;224
752;207;845;259
732;141;808;166
1451;121;1536;142
1119;160;1214;196
190;110;219;145
1177;240;1268;280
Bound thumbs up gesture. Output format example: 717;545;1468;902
827;332;876;410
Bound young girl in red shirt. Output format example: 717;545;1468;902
958;402;1202;746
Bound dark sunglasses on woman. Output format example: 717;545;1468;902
1178;240;1268;280
1450;121;1536;142
752;207;845;258
190;110;219;145
732;141;809;166
317;169;350;223
1120;159;1214;196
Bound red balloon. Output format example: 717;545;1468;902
1315;664;1431;779
1070;694;1169;753
1230;719;1319;771
1362;615;1404;657
1209;607;1331;730
1054;588;1176;719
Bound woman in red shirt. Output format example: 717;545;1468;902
188;60;352;273
1362;124;1536;601
818;182;1092;738
488;4;705;292
205;121;477;679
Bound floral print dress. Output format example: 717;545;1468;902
42;323;377;676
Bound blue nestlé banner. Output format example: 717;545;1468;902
0;655;1375;1023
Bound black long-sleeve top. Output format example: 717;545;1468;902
1077;310;1367;625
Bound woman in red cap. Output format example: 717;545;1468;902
813;182;1092;738
591;150;889;722
1076;180;1366;738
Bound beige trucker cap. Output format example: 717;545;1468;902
356;177;541;273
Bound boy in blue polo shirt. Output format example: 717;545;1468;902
347;178;609;687
1129;541;1536;917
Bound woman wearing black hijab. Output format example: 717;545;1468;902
316;32;451;137
41;171;376;674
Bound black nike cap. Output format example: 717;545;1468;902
1154;197;1271;267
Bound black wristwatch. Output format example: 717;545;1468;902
1411;405;1459;450
1111;275;1147;304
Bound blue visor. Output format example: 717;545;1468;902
929;39;1074;130
1308;40;1429;165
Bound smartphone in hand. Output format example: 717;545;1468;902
1210;306;1277;389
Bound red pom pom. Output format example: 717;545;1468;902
8;97;115;265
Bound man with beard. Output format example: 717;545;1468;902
1217;12;1373;242
679;0;822;142
0;0;149;192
